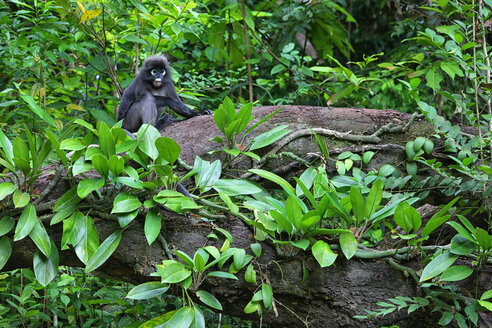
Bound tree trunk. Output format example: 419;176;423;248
4;106;489;328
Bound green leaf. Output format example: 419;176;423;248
285;195;303;231
20;95;57;128
175;250;194;266
107;155;124;177
60;138;86;151
191;306;205;328
0;182;17;201
440;61;463;80
33;241;59;287
349;186;365;222
97;122;115;158
14;204;37;241
447;221;475;243
250;243;262;257
144;209;161;245
136;124;161;160
92;154;109;178
205;271;238;280
421;197;459;237
166;306;194;328
261;283;273;309
195;158;221;192
425;68;443;92
156;137;181;165
249;125;291;150
74;215;99;264
249;169;295;196
77;178;105;198
233;248;246;270
475;227;491;251
193;249;209;272
161;263;191;283
311;240;337;268
212;179;261;196
420;250;458;282
0;216;15;236
0;236;12;270
218;192;239;213
290;239;310;250
111;197;142;214
126;281;169;300
12;190;30;208
394;202;421;233
234;103;253;134
85;230;122;273
450;234;476;255
245;263;257;283
29;220;51;258
365;179;383;218
439;265;473;282
339;231;357;260
196;290;223;310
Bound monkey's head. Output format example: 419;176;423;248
141;55;170;89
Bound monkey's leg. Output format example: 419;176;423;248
176;182;193;200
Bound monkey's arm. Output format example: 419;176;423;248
154;96;200;118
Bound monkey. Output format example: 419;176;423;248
117;55;210;200
117;55;210;133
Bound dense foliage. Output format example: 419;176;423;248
0;0;490;327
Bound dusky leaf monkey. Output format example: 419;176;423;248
117;55;211;133
117;55;211;199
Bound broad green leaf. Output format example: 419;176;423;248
85;230;122;273
0;182;17;201
312;240;337;267
196;158;222;192
250;243;262;257
193;249;209;272
365;179;383;218
0;129;13;159
349;186;365;222
144;209;161;245
139;311;176;327
0;236;12;270
77;178;105;198
425;67;443;92
196;290;223;310
421;197;460;237
12;190;29;208
447;221;475;243
111;197;142;214
285;195;302;231
270;210;293;235
166;306;194;328
97;122;115;157
74;215;99;264
61;211;85;250
161;263;191;283
191;306;205;328
20;95;57;128
394;202;421;233
339;231;357;260
234;103;253;134
219;192;239;213
290;239;310;250
475;227;491;251
249;169;295;196
420;250;458;282
107;155;124;177
33;241;59;287
60;138;86;151
136;124;160;160
249;125;291;150
156;137;181;165
92;154;109;178
439;265;473;282
14;204;37;241
212;179;261;196
175;250;194;266
245;263;257;283
126;281;169;300
450;234;476;255
261;283;273;309
233;248;246;270
29;220;51;258
0;216;15;236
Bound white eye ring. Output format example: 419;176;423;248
151;69;157;75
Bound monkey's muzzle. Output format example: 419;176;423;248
153;78;162;87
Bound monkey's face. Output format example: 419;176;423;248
150;68;166;88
